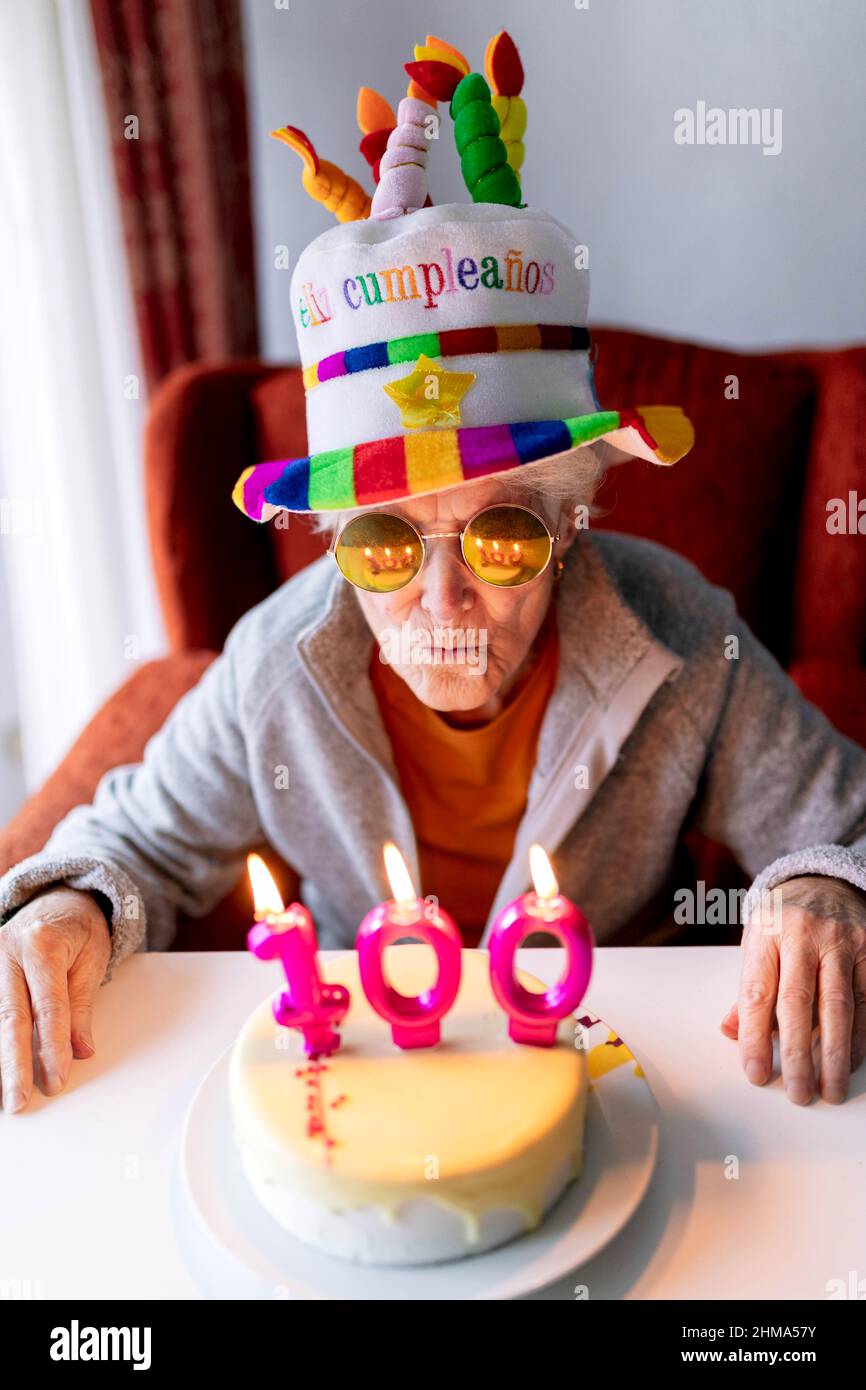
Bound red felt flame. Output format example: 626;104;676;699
404;59;464;103
359;128;392;170
486;31;524;97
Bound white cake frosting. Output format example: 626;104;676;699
229;945;588;1265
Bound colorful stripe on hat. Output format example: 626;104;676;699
232;405;693;520
301;323;590;390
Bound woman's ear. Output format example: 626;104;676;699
553;504;580;560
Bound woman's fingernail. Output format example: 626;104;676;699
43;1072;63;1096
823;1084;846;1105
786;1080;812;1105
745;1059;766;1084
75;1034;95;1057
4;1088;26;1113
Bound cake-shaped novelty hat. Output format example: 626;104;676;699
233;32;694;521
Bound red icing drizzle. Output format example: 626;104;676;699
296;1059;338;1164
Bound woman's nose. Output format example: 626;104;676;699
418;539;473;622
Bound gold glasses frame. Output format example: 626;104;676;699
329;503;560;593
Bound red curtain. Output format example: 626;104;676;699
89;0;259;390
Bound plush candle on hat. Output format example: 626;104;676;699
370;36;468;219
488;845;594;1046
246;853;350;1057
269;125;371;223
357;86;398;184
356;843;462;1048
405;54;522;207
484;30;526;184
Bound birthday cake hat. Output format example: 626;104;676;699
233;32;694;521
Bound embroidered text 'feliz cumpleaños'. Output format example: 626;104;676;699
298;245;559;328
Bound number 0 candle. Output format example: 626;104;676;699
356;843;462;1049
488;845;593;1046
246;854;350;1058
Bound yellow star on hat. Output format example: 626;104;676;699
383;354;476;429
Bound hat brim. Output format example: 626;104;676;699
232;405;694;521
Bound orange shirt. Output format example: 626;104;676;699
370;613;559;946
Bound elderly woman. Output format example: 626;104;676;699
2;81;866;1119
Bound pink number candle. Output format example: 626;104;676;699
356;843;462;1049
488;844;593;1047
246;853;350;1058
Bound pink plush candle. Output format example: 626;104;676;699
246;854;350;1058
488;845;593;1046
369;97;432;220
356;843;462;1048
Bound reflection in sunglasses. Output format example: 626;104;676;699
464;519;551;586
335;505;553;592
337;541;422;592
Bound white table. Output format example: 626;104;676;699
2;947;863;1301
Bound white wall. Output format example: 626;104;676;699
0;560;25;823
243;0;866;355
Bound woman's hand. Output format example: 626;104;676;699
0;887;111;1114
721;875;866;1104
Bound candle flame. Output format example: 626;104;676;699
383;842;418;907
248;853;285;916
529;844;558;901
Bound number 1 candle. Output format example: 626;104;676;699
246;854;350;1058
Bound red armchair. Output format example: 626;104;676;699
2;332;864;948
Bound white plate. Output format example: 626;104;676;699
181;1013;658;1300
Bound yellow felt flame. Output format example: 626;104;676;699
413;42;468;71
423;35;470;71
408;35;470;100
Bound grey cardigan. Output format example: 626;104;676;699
3;532;866;978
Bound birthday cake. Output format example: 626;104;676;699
229;945;588;1265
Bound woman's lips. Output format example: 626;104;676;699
385;621;491;669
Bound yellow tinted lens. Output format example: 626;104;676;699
334;513;423;593
462;506;551;586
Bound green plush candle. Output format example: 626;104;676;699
451;73;522;206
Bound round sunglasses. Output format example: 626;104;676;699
330;503;559;594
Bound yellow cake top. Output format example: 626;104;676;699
229;946;588;1226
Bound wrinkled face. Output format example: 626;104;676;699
343;477;576;712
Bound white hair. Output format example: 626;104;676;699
306;442;614;539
